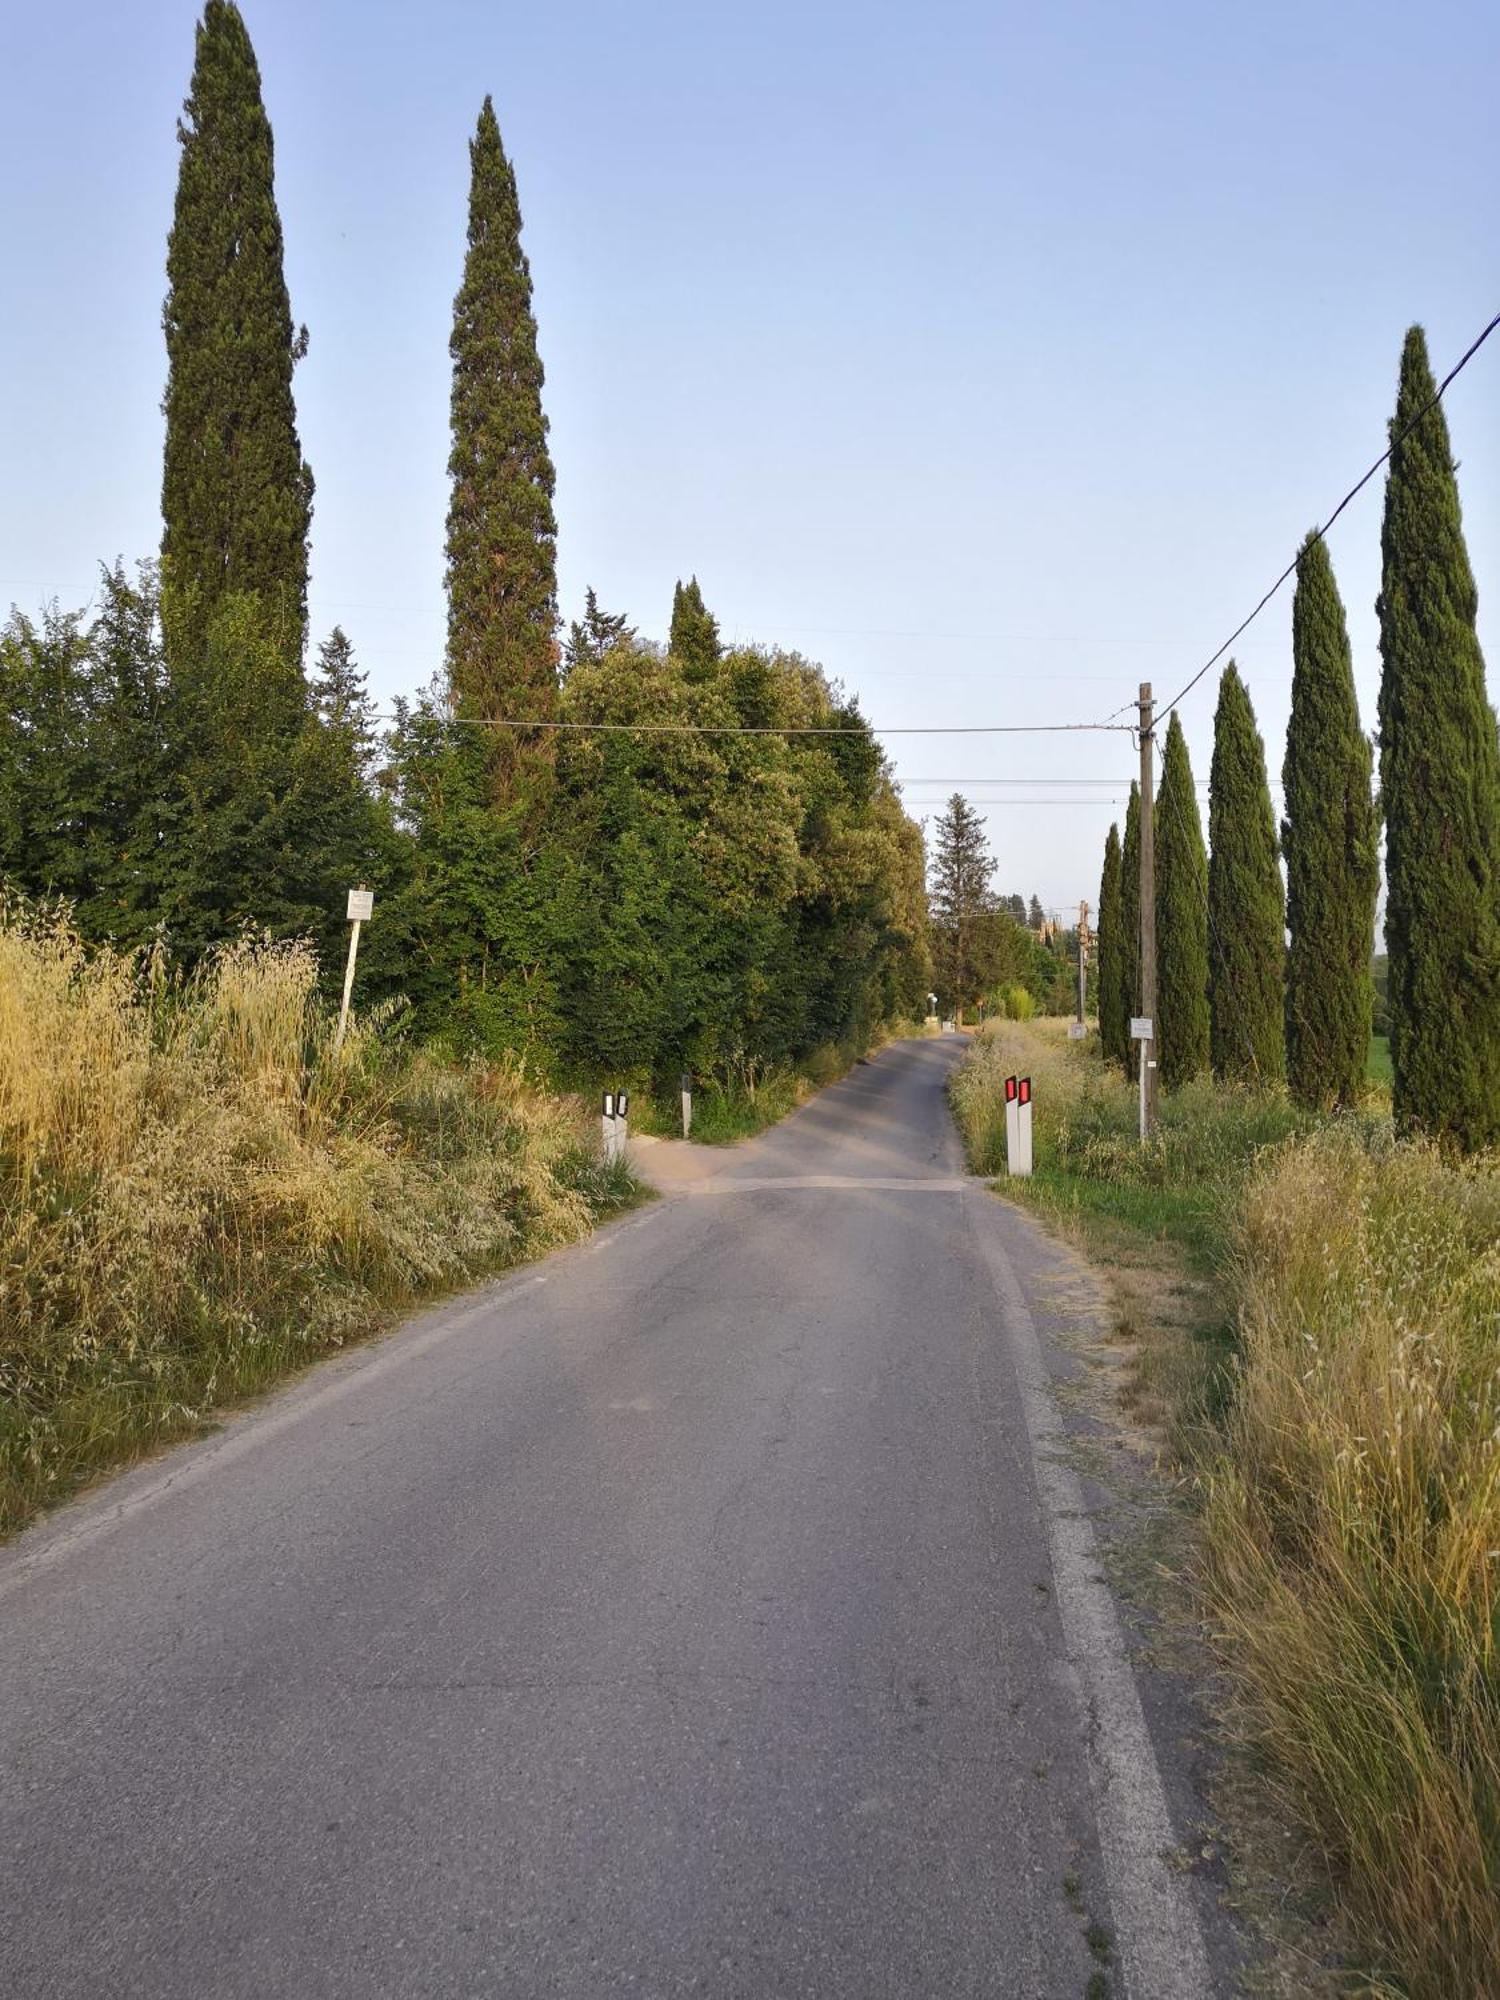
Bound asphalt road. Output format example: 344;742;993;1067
1;1037;1212;1998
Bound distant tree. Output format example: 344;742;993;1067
1027;893;1046;931
1378;325;1500;1149
1283;534;1378;1109
0;565;165;948
1207;664;1285;1084
1096;822;1126;1062
293;625;406;980
1004;892;1027;925
161;0;312;668
311;627;378;773
446;95;558;800
1155;713;1210;1087
564;589;635;673
1118;783;1141;1077
669;577;721;680
928;793;996;1011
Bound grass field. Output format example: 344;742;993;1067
952;1023;1499;1997
1367;1032;1393;1084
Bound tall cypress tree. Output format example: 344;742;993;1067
1096;821;1126;1063
161;1;312;666
1284;534;1378;1110
1207;664;1285;1084
1118;782;1141;1078
446;97;558;781
1377;325;1500;1148
1156;713;1210;1087
669;577;721;680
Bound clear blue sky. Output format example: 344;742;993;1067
3;0;1496;915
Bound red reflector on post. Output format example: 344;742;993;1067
1019;1077;1031;1106
1005;1075;1018;1102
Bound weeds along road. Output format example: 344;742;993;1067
1;1038;1216;1999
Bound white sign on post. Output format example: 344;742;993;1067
335;887;374;1051
1130;1016;1153;1042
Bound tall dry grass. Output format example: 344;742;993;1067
0;909;632;1533
956;1022;1499;1991
1209;1131;1500;1996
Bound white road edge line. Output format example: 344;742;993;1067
965;1190;1214;2000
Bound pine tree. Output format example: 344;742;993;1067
1118;782;1141;1077
1377;325;1500;1148
564;589;635;673
928;793;996;1012
161;1;312;666
446;96;558;788
669;577;720;680
1284;534;1378;1109
1096;821;1126;1063
1207;664;1285;1084
1156;713;1210;1087
1027;894;1046;931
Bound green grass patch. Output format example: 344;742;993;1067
1367;1032;1393;1085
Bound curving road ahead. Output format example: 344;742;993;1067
1;1037;1215;1998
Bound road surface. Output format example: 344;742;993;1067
2;1037;1213;1998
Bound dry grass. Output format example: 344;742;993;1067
1208;1131;1500;1997
0;909;635;1534
954;1022;1500;1994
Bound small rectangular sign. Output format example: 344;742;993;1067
1130;1016;1153;1041
347;889;374;922
1067;1021;1086;1039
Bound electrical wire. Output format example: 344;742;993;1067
372;715;1136;737
1157;308;1500;722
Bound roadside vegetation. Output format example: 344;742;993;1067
955;1018;1500;1996
0;909;636;1537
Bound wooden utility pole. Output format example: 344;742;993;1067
1076;899;1089;1026
1138;683;1159;1137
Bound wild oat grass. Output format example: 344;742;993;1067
956;1022;1498;1992
1209;1131;1500;1996
0;910;633;1534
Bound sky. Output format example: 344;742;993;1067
3;0;1497;918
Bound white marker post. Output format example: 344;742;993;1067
335;887;374;1052
1004;1074;1021;1174
614;1089;629;1164
1130;1017;1154;1142
601;1091;616;1162
1015;1075;1034;1176
681;1071;693;1140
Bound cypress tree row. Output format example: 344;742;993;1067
1155;713;1210;1088
1283;534;1378;1110
1377;325;1500;1149
669;577;721;679
1207;663;1285;1084
1096;821;1126;1064
445;96;559;782
161;0;312;666
1118;782;1141;1078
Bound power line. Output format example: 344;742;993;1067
1158;307;1500;722
373;714;1136;737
